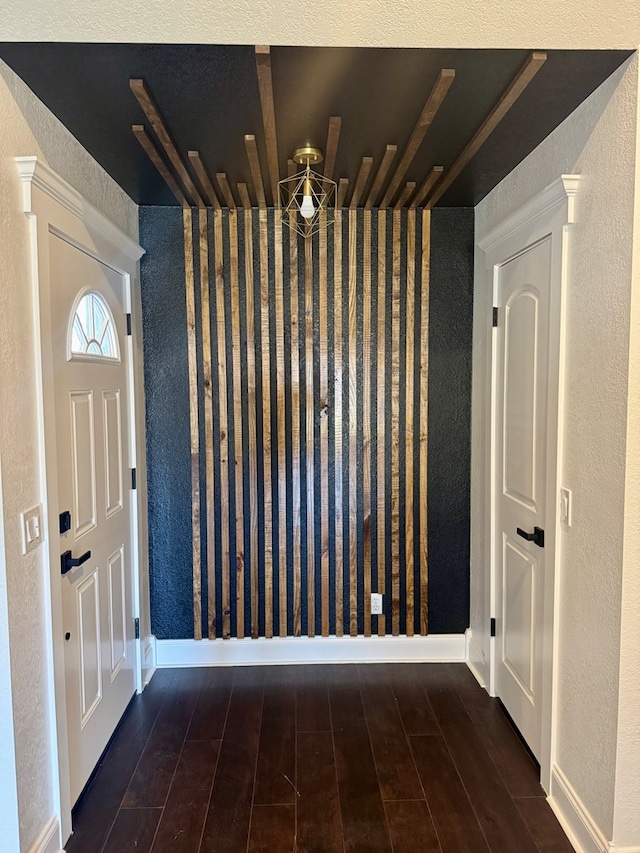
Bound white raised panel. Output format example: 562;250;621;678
108;546;127;680
70;391;97;537
502;536;536;699
503;288;539;510
77;569;102;725
103;391;123;518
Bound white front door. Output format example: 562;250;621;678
494;236;551;760
50;234;136;805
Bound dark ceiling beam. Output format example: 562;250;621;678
323;116;342;181
216;173;237;210
244;134;267;209
130;78;204;208
365;144;397;209
133;124;188;208
336;178;349;209
255;45;280;206
349;157;373;209
425;51;547;208
410;165;444;209
380;68;455;209
394;182;416;210
187;151;221;210
237;182;252;209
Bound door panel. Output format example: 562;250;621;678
50;233;136;805
495;237;550;760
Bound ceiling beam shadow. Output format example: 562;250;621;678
349;157;374;209
133;124;188;208
216;173;237;210
410;165;444;209
130;78;204;208
425;51;547;208
365;144;397;209
187;151;221;210
244;134;267;209
255;45;280;206
380;68;455;209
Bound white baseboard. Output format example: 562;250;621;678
142;634;157;688
156;633;466;668
465;628;487;687
548;764;611;853
28;816;62;853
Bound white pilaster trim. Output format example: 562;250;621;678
27;816;62;853
156;634;466;668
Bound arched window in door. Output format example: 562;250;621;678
69;290;120;361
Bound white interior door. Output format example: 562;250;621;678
494;236;551;760
50;233;136;805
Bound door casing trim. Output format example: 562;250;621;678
17;157;145;846
478;174;579;794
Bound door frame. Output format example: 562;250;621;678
17;157;145;844
478;175;579;793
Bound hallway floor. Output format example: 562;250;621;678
65;662;573;853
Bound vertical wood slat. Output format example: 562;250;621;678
259;209;274;638
420;210;431;635
362;211;372;637
376;211;387;636
348;211;358;636
334;211;344;637
274;211;288;635
244;209;260;638
319;215;330;636
289;222;302;636
213;210;231;639
184;209;202;639
229;213;245;638
304;236;315;636
405;210;416;636
391;210;401;636
198;209;216;639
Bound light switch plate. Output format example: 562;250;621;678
560;488;572;527
21;504;43;554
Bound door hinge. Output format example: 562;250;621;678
490;617;496;637
492;306;499;327
126;313;132;336
134;617;140;639
131;468;137;490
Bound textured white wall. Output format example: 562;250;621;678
0;60;137;851
473;55;639;840
0;0;638;48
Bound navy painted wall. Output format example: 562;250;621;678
140;206;473;638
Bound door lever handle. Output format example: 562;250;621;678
516;527;545;548
61;549;92;575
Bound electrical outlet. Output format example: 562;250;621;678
371;593;383;615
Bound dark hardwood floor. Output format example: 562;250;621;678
65;663;573;853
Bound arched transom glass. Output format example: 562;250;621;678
70;291;120;361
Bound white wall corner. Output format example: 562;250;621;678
155;634;466;668
27;816;62;853
548;765;612;853
465;629;487;687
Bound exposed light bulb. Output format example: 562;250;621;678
300;193;315;219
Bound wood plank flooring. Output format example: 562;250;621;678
65;663;573;853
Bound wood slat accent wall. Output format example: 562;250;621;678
183;208;429;639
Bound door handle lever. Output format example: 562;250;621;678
61;549;92;575
516;527;545;548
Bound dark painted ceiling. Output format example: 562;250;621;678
0;44;631;207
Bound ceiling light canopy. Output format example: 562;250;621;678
279;146;336;238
